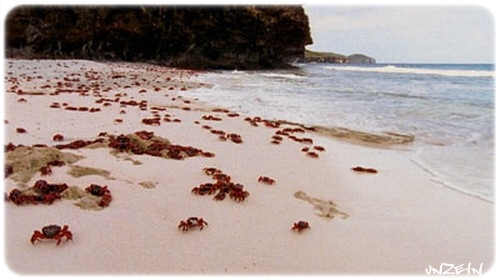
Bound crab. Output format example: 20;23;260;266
85;184;113;207
52;133;64;141
33;179;68;195
229;188;249;202
178;217;208;232
272;135;283;141
226;133;243;144
203;167;221;176
213;173;232;184
8;189;30;205
191;184;215;195
30;224;73;245
301;138;314;145
213;190;227;201
98;193;113;207
313;146;326;152
85;184;110;196
8;189;42;205
306;151;319;158
258;176;275;185
8;180;68;205
194;168;249;203
291;221;310;233
39;165;52;176
351;166;378;174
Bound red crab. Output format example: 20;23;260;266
272;135;283;141
307;152;319;158
226;133;243;144
301;138;314;145
229;187;249;202
30;224;73;245
178;217;208;232
212;173;231;184
52;134;64;141
313;145;325;152
258;176;275;185
7;180;69;205
98;194;113;207
291;221;310;233
191;184;215;195
351;166;378;174
39;165;52;176
201;151;215;158
85;184;112;207
9;189;48;205
203;167;221;176
85;184;110;196
213;191;227;201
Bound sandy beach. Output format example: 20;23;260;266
3;59;494;275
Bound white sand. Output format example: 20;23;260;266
3;60;494;275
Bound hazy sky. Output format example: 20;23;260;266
304;5;495;63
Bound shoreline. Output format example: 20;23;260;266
3;59;494;274
186;63;495;204
410;155;494;204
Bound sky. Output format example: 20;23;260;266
304;5;495;63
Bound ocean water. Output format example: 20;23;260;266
186;63;495;202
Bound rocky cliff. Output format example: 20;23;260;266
5;6;312;69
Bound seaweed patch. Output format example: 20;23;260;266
5;146;84;184
294;190;349;219
139;181;157;189
67;165;114;180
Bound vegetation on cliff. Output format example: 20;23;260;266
5;6;312;69
300;49;348;63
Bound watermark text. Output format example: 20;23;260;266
425;263;483;275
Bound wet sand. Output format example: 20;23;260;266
3;60;494;275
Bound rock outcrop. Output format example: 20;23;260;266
5;6;312;70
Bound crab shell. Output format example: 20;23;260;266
187;217;200;226
42;225;62;238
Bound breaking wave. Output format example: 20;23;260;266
324;65;494;78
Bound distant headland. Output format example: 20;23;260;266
298;49;376;64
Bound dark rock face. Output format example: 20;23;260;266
5;6;312;69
